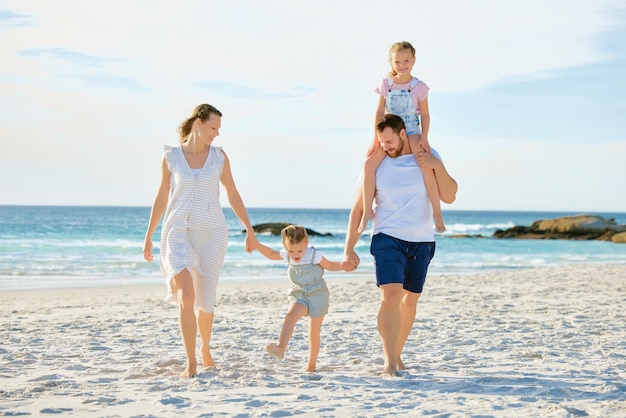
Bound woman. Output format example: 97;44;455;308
143;103;258;378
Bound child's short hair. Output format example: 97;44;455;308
281;225;308;247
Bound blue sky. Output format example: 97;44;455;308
1;0;624;212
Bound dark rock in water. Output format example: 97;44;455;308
244;222;332;237
493;215;626;242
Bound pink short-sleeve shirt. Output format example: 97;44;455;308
375;77;430;114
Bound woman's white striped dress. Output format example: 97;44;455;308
159;144;228;313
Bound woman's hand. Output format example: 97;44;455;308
143;239;154;262
244;232;259;253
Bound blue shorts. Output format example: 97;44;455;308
370;233;435;294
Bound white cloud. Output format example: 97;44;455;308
0;0;623;211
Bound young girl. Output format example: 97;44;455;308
254;225;349;372
358;41;445;234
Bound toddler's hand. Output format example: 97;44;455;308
415;151;442;170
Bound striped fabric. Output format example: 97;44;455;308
159;144;228;312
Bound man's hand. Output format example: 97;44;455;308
343;249;360;270
416;136;431;153
415;151;442;169
415;151;458;204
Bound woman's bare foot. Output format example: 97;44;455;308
181;361;197;378
265;343;285;360
201;350;215;368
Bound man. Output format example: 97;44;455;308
344;114;458;376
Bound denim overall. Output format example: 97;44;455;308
386;77;422;135
286;247;329;317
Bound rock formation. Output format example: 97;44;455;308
244;222;332;237
611;232;626;244
493;215;626;242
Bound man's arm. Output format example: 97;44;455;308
343;188;364;268
416;151;458;204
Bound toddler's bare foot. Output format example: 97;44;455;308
265;343;285;360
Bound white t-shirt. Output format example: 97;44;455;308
372;149;441;242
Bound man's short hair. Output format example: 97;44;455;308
376;114;406;135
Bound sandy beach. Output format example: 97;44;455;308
1;264;625;417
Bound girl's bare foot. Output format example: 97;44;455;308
305;364;316;372
265;343;285;360
397;358;406;371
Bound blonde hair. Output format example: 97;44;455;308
388;41;416;77
178;104;222;143
281;225;308;247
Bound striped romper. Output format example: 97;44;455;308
159;144;228;313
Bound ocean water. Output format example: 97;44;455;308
1;205;625;290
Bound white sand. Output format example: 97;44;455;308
1;264;625;417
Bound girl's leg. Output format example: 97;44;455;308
266;302;308;359
197;309;215;368
423;167;446;232
306;315;325;372
408;135;446;232
359;149;386;233
170;269;198;378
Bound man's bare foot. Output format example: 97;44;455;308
380;365;398;377
181;361;197;378
265;343;285;360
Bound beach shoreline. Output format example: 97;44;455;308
1;264;625;417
